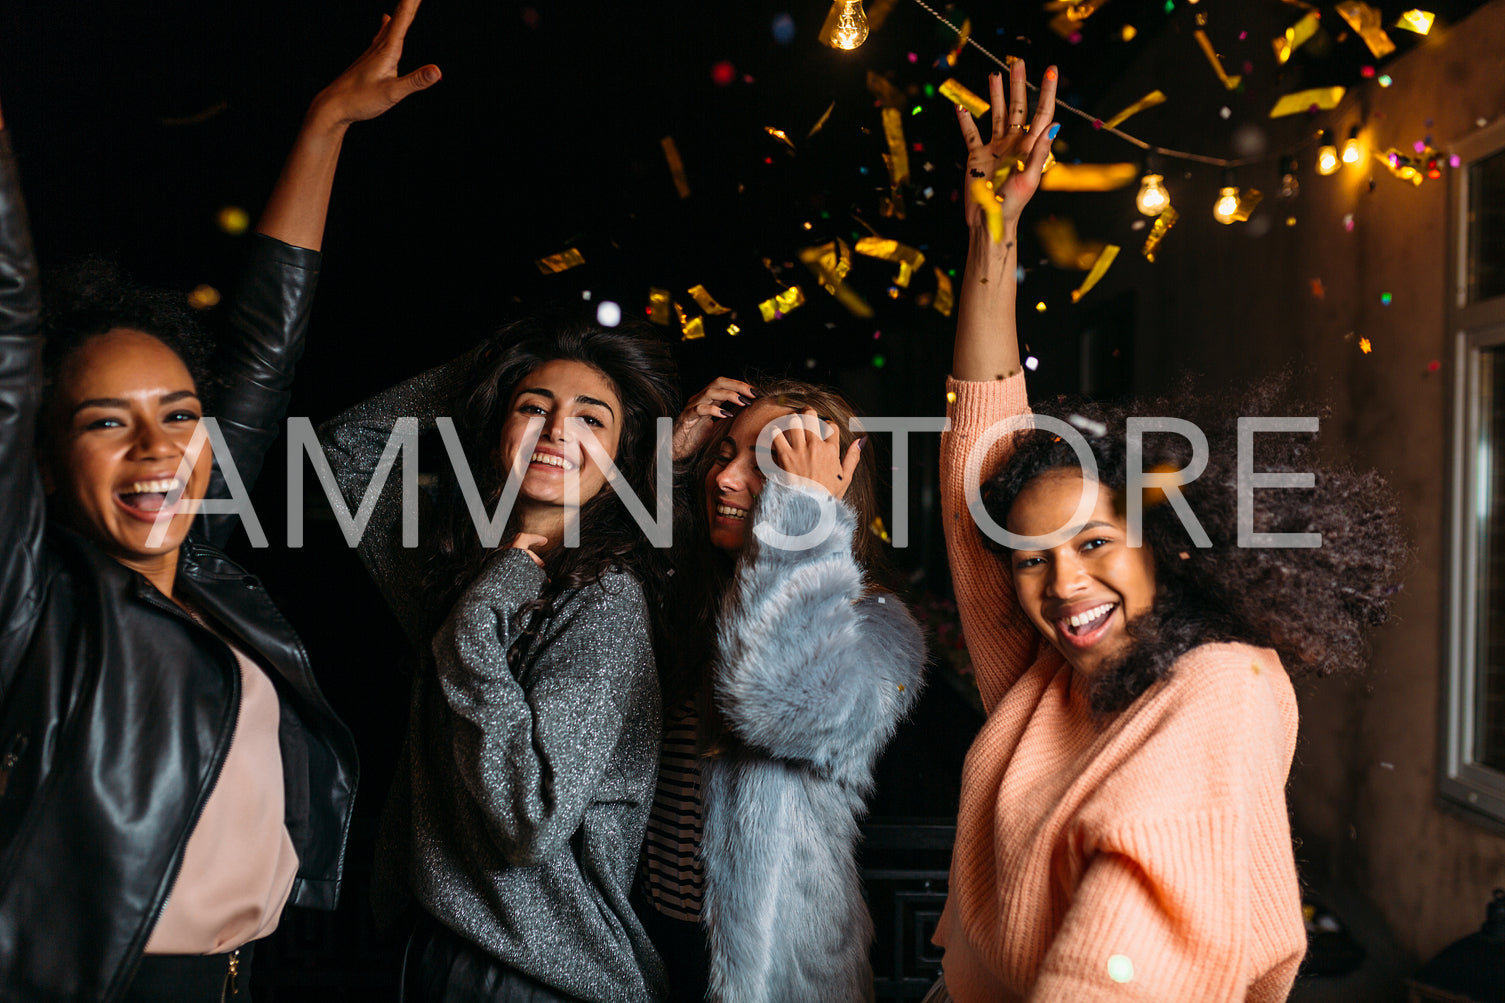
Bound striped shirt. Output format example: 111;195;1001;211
641;698;706;921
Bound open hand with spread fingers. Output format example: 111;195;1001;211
956;59;1058;236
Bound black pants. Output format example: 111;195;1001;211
121;941;254;1003
635;897;710;1003
401;912;579;1003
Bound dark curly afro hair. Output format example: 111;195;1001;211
981;378;1409;717
40;257;218;412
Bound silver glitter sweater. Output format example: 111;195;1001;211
320;360;666;1003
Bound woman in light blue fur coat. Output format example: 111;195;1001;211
638;378;926;1003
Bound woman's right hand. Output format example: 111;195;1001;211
957;59;1058;238
672;377;756;461
509;533;549;568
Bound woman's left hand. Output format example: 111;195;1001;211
769;409;862;500
308;0;441;130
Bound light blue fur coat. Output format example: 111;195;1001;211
703;478;926;1003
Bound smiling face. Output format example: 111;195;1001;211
498;359;624;511
703;399;795;552
44;329;213;571
1006;469;1158;678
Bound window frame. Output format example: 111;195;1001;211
1442;116;1505;832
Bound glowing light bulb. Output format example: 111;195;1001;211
1342;127;1362;164
1317;146;1339;175
1135;173;1169;216
1213;186;1240;224
831;0;870;50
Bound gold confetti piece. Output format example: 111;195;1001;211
1049;0;1113;37
1193;30;1242;90
1071;244;1120;302
1101;90;1165;130
1396;8;1433;33
1269;86;1345;118
969;178;1005;243
939;78;990;117
1359;337;1372;353
855;236;926;288
674;302;705;340
647;287;672;326
765;126;797;152
1375;149;1426;186
1334;1;1396;57
942;17;972;67
187;284;221;310
880;107;910;186
1035;216;1106;271
798;239;874;316
1272;11;1321;64
1231;188;1263;221
870;516;890;542
726;323;741;336
536;248;586;274
933;267;955;318
758;285;807;322
1141;206;1178;262
865;70;907;109
1039;162;1140;192
946;390;958;404
661;136;691;199
808;100;836;138
687;284;732;315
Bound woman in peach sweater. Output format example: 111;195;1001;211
929;62;1406;1002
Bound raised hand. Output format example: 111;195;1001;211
956;60;1058;237
672;376;757;461
309;0;441;129
768;409;862;500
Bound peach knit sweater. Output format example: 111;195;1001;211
935;375;1306;1002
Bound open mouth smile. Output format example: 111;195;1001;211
1054;601;1118;649
715;503;748;521
114;478;187;519
529;451;575;471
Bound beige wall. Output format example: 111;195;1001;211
1079;0;1505;961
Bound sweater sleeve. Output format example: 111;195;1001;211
317;355;471;645
432;554;659;867
715;477;926;779
938;374;1043;711
1025;648;1304;1003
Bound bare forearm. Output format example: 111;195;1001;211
256;107;348;252
953;222;1022;381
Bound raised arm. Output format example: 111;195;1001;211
198;0;439;547
0;109;47;699
939;61;1059;709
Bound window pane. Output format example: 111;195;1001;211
1475;346;1505;769
1468;149;1505;304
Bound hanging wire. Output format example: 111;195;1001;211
906;0;1327;169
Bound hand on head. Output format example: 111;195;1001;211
956;60;1058;236
673;376;757;462
310;0;441;129
767;408;862;501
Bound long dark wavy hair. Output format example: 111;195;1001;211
418;315;679;666
660;376;887;710
981;379;1409;716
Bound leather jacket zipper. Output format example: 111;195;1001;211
0;732;28;798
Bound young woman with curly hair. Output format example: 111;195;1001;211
319;307;679;1003
927;62;1406;1003
0;5;436;997
637;377;926;1003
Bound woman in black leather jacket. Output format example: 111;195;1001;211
0;5;439;1000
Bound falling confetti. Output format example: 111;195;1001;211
661;136;691;199
759;285;807;322
1071;245;1121;302
807;100;837;138
1310;278;1326;299
764;126;797;152
1395;8;1434;33
939;78;990;117
711;60;737;86
647;287;673;325
854;236;925;287
536;248;585;274
687;284;733;315
1024;355;1040;370
1334;1;1396;57
1102;91;1167;130
1269;87;1346;118
1359;337;1372;353
1193;30;1242;90
1141;206;1179;261
215;206;250;235
1272;12;1321;64
933;267;955;317
187;284;221;310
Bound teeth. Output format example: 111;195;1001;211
124;478;182;494
716;504;747;519
1066;603;1115;628
529;452;573;470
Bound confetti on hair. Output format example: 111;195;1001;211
1068;413;1108;437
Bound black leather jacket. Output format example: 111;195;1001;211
0;131;358;1002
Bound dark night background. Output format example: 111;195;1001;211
0;0;1489;996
